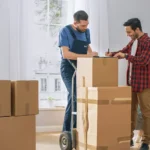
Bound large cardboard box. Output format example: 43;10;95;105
11;80;39;116
77;57;118;87
0;80;11;117
76;86;131;150
0;115;36;150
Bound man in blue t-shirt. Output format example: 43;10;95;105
58;10;98;132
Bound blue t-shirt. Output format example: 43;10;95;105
58;25;91;50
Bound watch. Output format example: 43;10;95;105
124;53;128;59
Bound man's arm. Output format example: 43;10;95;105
114;41;150;66
113;40;133;55
106;40;133;56
87;45;92;53
61;46;98;60
59;28;98;59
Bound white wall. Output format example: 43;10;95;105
108;0;150;49
36;109;65;132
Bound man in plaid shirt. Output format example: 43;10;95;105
106;18;150;150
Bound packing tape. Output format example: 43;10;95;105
82;87;89;150
112;98;131;104
102;58;107;66
0;104;1;114
78;98;131;105
117;136;130;144
25;81;30;91
78;99;109;105
82;76;86;87
25;103;30;115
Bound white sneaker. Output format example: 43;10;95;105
135;135;142;143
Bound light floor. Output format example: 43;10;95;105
36;132;148;150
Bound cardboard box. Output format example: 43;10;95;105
77;57;118;87
0;115;36;150
0;80;11;117
11;80;39;116
76;86;131;150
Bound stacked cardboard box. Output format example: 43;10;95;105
76;58;131;150
11;81;39;116
0;80;38;150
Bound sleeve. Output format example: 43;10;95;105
58;28;69;48
127;41;150;66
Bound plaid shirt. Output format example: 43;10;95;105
112;33;150;92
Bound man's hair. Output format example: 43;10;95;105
123;18;142;31
73;10;88;22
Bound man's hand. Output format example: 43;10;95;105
113;52;126;58
87;51;98;57
105;52;113;57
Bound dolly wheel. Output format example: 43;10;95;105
59;131;72;150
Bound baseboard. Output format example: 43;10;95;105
36;125;62;133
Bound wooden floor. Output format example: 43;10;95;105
36;132;146;150
36;132;61;150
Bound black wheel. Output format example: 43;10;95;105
59;131;72;150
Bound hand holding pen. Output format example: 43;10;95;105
105;48;112;57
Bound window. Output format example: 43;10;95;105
41;78;47;92
34;0;74;108
34;0;68;36
55;78;61;91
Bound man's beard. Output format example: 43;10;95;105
76;27;86;33
133;33;139;39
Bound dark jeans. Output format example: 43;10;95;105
60;60;77;131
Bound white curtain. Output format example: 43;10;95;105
74;0;109;56
0;0;11;79
9;0;35;80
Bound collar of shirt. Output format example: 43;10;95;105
137;33;148;42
